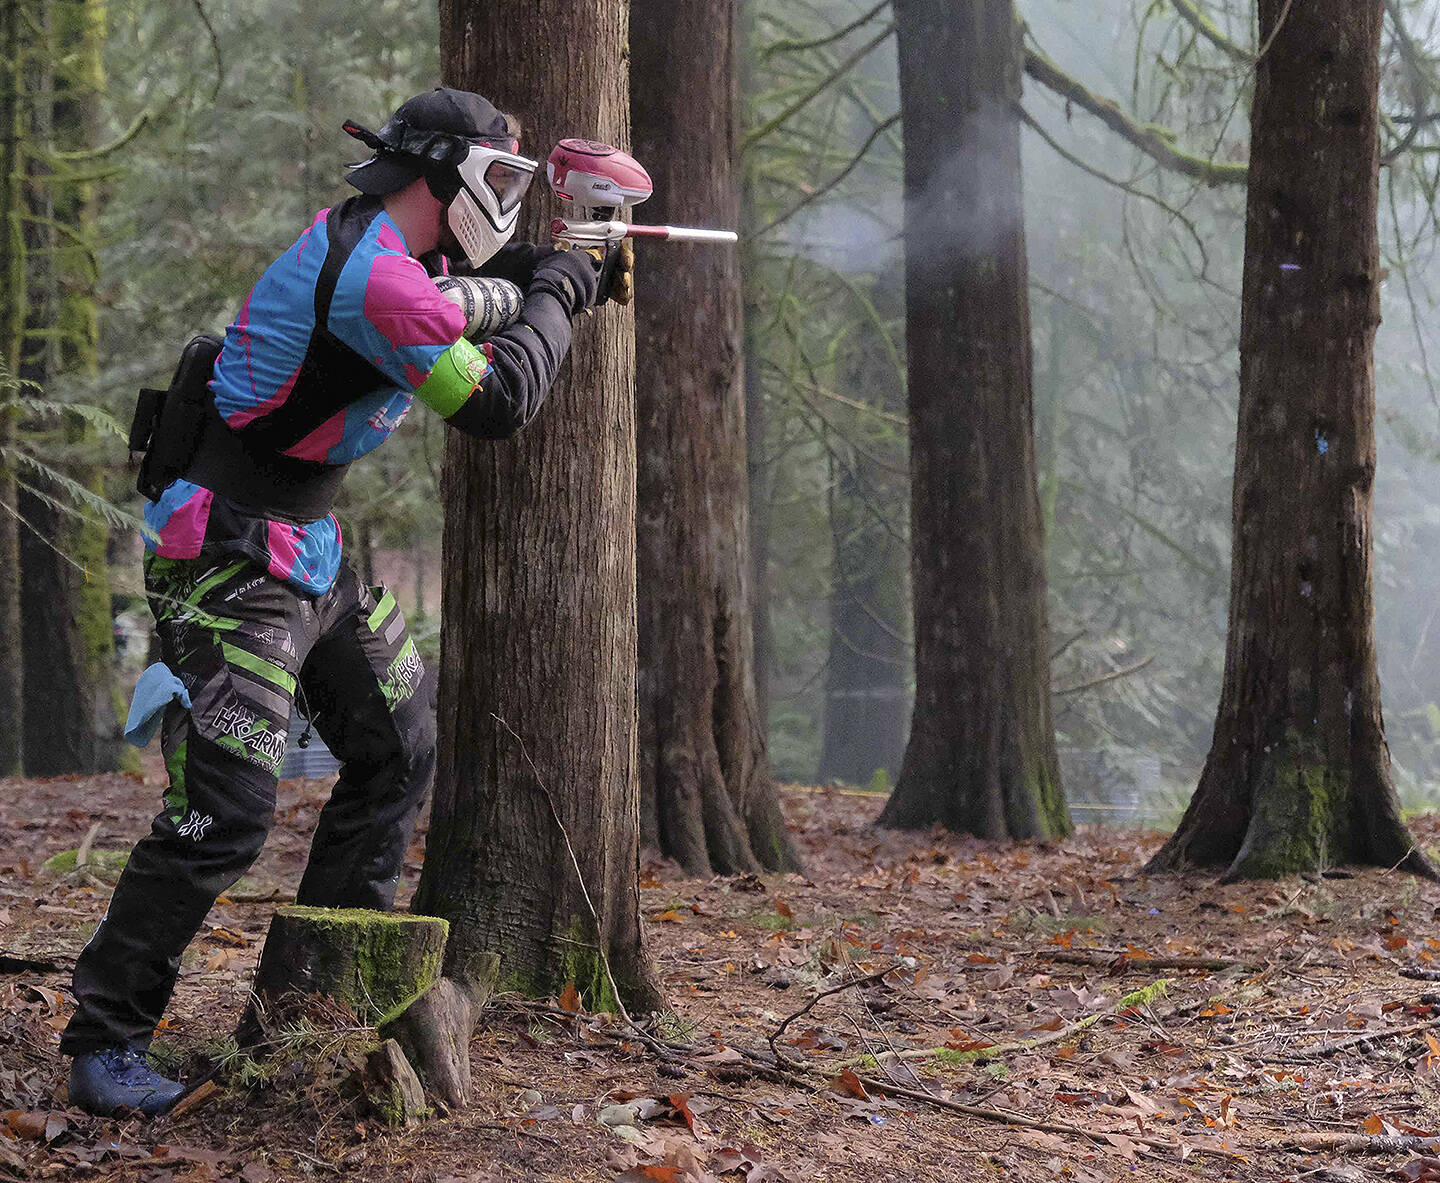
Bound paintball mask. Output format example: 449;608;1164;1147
343;88;538;268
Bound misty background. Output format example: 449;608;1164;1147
84;0;1440;820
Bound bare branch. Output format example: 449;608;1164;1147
1022;45;1247;186
1168;0;1254;64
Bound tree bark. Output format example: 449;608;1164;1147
1145;0;1434;882
630;0;800;877
879;0;1067;839
0;0;26;775
738;0;773;725
18;0;118;776
416;0;662;1014
817;278;909;789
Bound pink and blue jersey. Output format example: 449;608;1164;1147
143;198;471;593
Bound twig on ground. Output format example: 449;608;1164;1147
854;1074;1245;1162
1285;1132;1440;1153
768;963;902;1068
867;978;1171;1066
1275;1017;1440;1061
498;997;1241;1162
1038;950;1252;973
75;822;100;870
166;1078;220;1119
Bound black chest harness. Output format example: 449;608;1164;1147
130;198;396;523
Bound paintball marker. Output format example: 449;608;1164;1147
438;138;739;330
546;138;738;302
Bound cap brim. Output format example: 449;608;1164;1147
345;155;424;195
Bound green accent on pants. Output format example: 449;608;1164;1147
221;641;297;693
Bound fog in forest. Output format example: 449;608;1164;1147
764;0;1440;822
26;0;1440;825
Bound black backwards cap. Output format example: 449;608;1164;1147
343;87;515;195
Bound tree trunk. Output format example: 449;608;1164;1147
879;0;1067;839
630;0;800;877
817;279;909;789
738;0;773;725
18;0;118;776
416;0;662;1014
1145;0;1434;882
0;0;26;776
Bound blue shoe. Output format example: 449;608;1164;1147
68;1047;185;1117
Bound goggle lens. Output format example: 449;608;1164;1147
484;159;534;212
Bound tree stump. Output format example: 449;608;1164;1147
239;906;448;1042
364;1038;427;1127
381;950;499;1111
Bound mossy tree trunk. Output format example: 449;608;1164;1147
629;0;800;877
16;0;118;776
879;0;1067;839
0;0;26;776
416;0;663;1014
1145;0;1434;882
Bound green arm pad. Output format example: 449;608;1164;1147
415;338;490;418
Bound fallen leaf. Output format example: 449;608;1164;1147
2;1110;47;1140
830;1068;869;1100
668;1094;698;1138
618;1167;683;1183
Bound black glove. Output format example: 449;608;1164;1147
530;247;600;316
478;241;555;288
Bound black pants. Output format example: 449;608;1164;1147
61;556;435;1055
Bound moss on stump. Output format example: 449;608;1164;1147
243;907;448;1038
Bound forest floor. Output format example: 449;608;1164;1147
5;765;1440;1183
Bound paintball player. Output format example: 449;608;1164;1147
61;87;603;1115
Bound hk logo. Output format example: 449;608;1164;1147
212;702;256;740
177;811;213;841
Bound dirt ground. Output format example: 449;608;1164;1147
6;760;1440;1183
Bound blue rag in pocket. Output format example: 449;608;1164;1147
124;662;192;747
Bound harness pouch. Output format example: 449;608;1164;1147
135;333;223;502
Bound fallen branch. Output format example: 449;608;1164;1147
499;998;1240;1162
0;950;74;974
1285;1132;1440;1154
856;1074;1245;1162
1275;1018;1439;1061
869;979;1171;1066
769;963;903;1068
1038;950;1253;973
